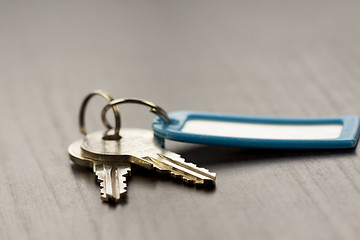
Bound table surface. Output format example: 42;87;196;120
1;1;360;240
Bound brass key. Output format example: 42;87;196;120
69;91;215;203
80;128;216;185
68;140;131;202
69;128;215;202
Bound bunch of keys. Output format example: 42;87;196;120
69;90;360;202
68;91;216;202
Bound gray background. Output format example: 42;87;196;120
1;0;360;239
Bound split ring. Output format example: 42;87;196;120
79;90;121;140
101;98;170;139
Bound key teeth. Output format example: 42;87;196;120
120;173;129;192
94;164;131;202
112;167;130;201
158;153;216;176
100;187;107;200
150;154;216;185
97;177;108;200
159;169;211;185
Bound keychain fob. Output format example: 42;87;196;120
152;111;360;149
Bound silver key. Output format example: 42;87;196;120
94;163;130;201
81;128;216;185
68;140;131;202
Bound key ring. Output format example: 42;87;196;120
79;90;121;140
101;98;170;139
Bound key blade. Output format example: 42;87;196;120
94;163;131;202
145;153;216;185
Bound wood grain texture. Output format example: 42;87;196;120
1;0;360;239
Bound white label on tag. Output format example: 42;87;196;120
181;120;343;140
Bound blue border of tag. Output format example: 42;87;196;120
152;111;360;149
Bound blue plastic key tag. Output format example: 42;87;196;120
152;111;360;149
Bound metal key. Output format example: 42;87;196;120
80;128;216;185
69;91;212;202
68;140;131;202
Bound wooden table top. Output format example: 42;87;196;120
1;1;360;239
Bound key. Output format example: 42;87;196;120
68;140;131;202
93;163;130;201
80;128;216;185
